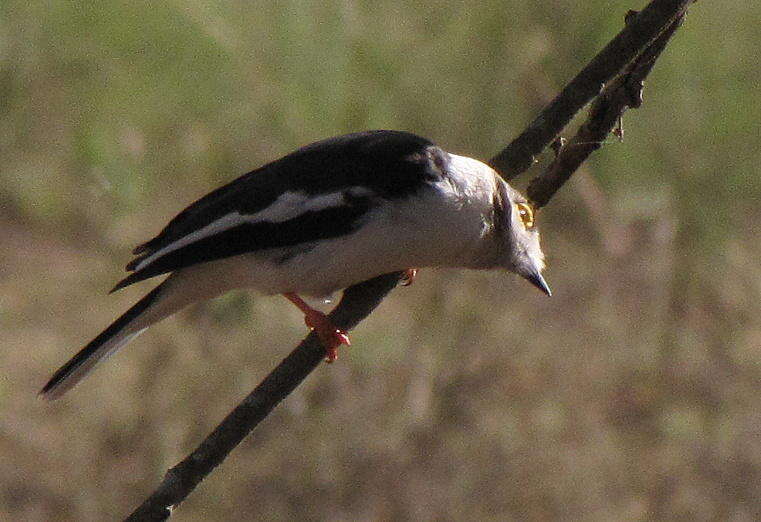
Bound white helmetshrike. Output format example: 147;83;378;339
41;130;550;400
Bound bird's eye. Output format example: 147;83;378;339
515;202;535;229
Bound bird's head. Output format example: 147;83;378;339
495;179;551;296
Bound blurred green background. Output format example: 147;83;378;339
2;1;760;520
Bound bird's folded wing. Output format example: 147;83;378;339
112;130;448;291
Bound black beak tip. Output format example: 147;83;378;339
525;272;552;297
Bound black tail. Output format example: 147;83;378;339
40;284;163;400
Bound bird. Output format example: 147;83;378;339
40;130;550;400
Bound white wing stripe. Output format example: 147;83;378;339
133;189;364;272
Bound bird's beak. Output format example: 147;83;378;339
524;270;552;297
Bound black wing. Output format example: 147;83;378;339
112;130;449;291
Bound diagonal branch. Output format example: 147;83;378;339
526;8;689;208
125;273;403;521
488;0;694;180
124;1;695;519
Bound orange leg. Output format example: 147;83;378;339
283;293;350;362
401;269;418;286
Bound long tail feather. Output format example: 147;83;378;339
40;284;164;400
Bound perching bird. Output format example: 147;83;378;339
40;130;550;400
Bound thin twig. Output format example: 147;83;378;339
488;0;694;180
526;9;688;208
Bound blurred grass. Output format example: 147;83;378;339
2;1;761;520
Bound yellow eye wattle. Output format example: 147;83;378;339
516;202;535;229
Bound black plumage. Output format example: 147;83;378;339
41;285;163;397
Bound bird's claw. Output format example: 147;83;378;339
401;268;418;286
317;328;350;363
304;312;351;363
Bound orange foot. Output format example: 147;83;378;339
303;310;350;362
283;293;350;362
401;268;418;286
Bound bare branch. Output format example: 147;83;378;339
125;273;403;521
527;9;689;208
488;0;694;180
